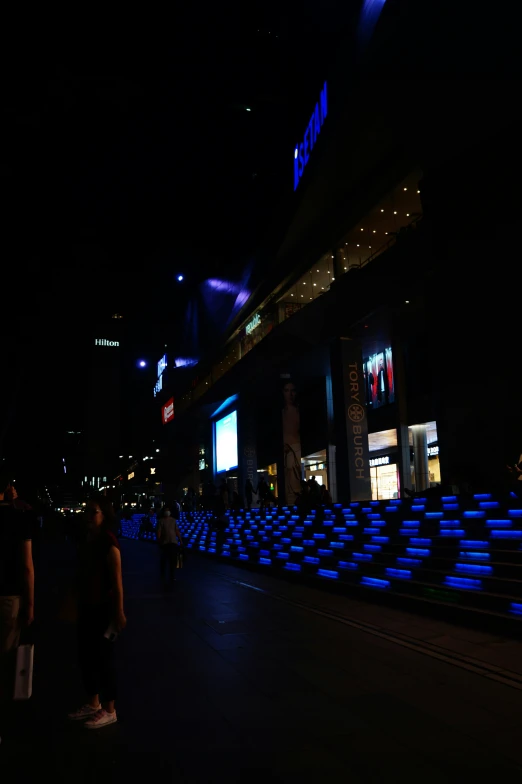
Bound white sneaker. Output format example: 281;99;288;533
68;703;101;720
84;708;117;730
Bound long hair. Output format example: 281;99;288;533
93;494;118;532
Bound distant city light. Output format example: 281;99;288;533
177;274;184;282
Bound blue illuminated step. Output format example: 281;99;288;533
490;530;522;539
439;529;465;536
361;576;390;589
317;568;339;579
485;519;512;527
444;576;482;590
385;568;412;579
455;563;493;576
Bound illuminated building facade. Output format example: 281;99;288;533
155;2;521;504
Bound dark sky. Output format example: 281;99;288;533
5;3;361;310
2;3;361;476
5;1;518;480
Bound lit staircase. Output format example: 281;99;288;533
169;492;522;623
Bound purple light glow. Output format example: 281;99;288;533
138;360;147;368
206;278;243;295
358;0;387;50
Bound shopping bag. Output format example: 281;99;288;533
13;643;34;700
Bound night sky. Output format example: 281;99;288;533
2;3;361;479
2;1;519;483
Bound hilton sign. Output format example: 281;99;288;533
95;339;119;346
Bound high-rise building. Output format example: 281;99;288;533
83;315;124;482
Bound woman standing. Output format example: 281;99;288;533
68;496;126;729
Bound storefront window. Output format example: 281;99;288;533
371;462;399;500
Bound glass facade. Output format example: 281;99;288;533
177;170;423;413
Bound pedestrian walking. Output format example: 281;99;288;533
245;478;255;511
156;503;183;585
67;496;126;729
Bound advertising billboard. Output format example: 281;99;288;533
364;346;395;409
215;410;238;473
162;397;174;424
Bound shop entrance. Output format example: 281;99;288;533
370;461;399;500
303;449;329;488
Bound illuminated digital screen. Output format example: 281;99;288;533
215;410;238;473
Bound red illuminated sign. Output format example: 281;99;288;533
162;397;174;424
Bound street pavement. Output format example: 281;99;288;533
1;537;521;782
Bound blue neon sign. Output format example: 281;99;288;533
294;81;328;191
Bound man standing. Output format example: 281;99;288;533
0;476;35;741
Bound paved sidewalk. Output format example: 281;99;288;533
1;539;521;782
207;559;522;677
